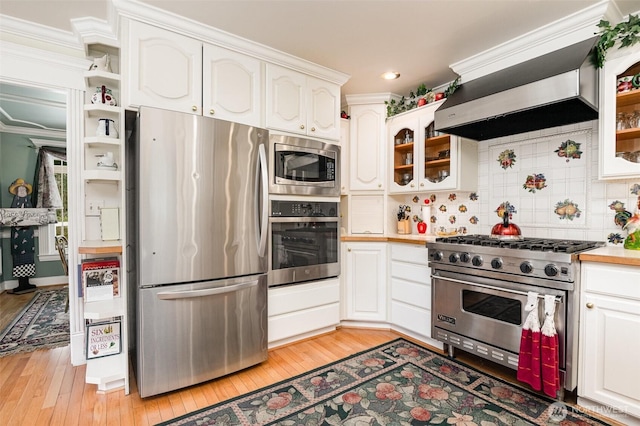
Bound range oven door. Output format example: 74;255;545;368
431;270;566;367
269;134;340;196
268;216;339;287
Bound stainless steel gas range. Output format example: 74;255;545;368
427;235;604;394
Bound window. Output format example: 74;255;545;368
38;158;68;262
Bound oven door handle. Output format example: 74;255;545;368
436;276;563;303
269;217;337;223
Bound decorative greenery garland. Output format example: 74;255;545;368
385;77;460;118
593;14;640;68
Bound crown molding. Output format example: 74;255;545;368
29;137;66;147
345;93;397;106
0;122;65;139
71;17;119;50
450;0;611;82
0;14;83;53
112;0;350;86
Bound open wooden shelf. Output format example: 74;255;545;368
79;240;123;255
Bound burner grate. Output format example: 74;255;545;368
434;235;603;254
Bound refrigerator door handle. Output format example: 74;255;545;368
156;280;259;300
256;143;268;257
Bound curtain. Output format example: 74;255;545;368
32;147;66;208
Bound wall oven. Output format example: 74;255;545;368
269;134;340;196
268;200;340;287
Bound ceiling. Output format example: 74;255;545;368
1;0;640;135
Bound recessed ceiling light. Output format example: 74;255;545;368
382;72;400;80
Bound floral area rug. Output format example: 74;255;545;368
159;338;608;426
0;288;69;357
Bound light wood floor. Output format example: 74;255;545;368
0;290;622;426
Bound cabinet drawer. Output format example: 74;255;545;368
583;263;640;300
268;279;340;316
391;300;431;338
390;261;430;284
391;278;431;309
390;243;428;265
269;303;340;344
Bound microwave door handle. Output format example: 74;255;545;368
256;143;268;257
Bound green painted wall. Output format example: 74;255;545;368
0;132;64;281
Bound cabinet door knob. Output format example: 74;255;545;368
192;106;198;112
420;183;424;187
300;124;305;130
410;183;415;188
586;302;594;309
378;183;382;188
209;109;215;115
311;127;316;132
348;248;351;252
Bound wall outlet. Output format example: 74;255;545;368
86;199;104;216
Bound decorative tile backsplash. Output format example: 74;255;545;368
394;121;640;244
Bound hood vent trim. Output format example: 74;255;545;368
435;37;599;141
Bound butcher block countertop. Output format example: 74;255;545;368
579;246;640;267
341;234;437;246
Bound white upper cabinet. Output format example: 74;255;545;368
307;76;341;140
348;103;386;191
387;104;477;193
266;63;340;140
125;21;202;114
202;44;262;126
599;44;640;179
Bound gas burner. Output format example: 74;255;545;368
434;234;603;254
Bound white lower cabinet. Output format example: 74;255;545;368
268;278;340;347
578;262;640;423
389;243;443;349
343;242;387;323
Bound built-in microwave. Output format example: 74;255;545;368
269;134;340;196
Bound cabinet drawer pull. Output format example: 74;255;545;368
586;302;594;309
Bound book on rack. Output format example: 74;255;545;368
81;258;120;302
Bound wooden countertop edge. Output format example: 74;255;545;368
579;252;640;267
340;235;428;246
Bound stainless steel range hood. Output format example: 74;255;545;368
435;37;599;141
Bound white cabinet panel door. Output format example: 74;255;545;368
126;21;202;114
203;45;262;127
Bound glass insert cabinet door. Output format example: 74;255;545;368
392;127;414;188
600;45;640;179
423;122;452;184
614;61;640;166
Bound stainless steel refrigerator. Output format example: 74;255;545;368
125;106;269;398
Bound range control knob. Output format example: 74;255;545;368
432;251;444;261
520;262;533;274
471;256;483;267
460;252;471;263
449;253;460;263
544;264;559;277
491;258;503;269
